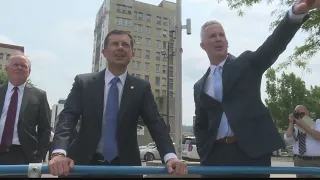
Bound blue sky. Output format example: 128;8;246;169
1;0;319;125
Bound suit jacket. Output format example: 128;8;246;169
0;83;51;162
52;69;175;165
193;12;309;162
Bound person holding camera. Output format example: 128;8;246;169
284;105;320;178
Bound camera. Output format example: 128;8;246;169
293;112;302;119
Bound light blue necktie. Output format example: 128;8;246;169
213;66;229;138
103;77;120;162
213;66;223;102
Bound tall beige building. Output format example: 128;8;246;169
0;43;24;70
92;0;177;145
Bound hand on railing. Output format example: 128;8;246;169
48;155;74;176
166;158;188;176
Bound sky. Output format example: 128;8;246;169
0;0;319;126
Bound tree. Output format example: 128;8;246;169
265;68;310;131
218;0;320;70
0;70;34;85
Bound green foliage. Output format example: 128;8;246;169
0;70;34;86
218;0;320;70
265;68;320;131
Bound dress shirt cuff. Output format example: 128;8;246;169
164;153;178;163
283;133;295;143
288;5;308;22
52;149;67;156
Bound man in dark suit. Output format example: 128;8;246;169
0;54;51;166
49;30;188;178
193;0;319;178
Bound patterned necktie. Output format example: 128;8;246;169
103;77;120;162
213;66;223;102
0;87;18;149
298;132;306;155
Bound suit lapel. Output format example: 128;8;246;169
0;84;8;115
18;83;32;124
198;68;220;109
222;54;241;95
93;69;106;123
118;74;134;125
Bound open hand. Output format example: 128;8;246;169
166;158;188;176
293;0;320;14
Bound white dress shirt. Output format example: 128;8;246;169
284;119;320;156
0;81;25;145
49;131;54;142
54;69;177;162
203;7;308;140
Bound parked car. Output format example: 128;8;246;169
181;136;200;161
140;146;161;161
139;142;156;150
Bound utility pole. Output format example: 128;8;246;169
174;0;191;159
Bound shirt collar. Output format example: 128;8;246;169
105;68;127;85
7;81;26;93
209;55;228;73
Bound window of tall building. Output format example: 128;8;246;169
135;49;141;57
137;24;143;33
135;61;141;70
0;53;3;59
169;79;173;90
145;75;149;82
155;89;160;97
134;36;142;45
136;74;141;78
156;16;161;25
146;38;151;47
156;28;161;36
6;54;10;60
162;90;166;96
156;40;161;49
163;30;168;37
145;50;150;59
145;62;150;72
146;26;151;34
156;64;160;73
116;5;132;14
156;52;161;61
138;12;143;21
163;18;168;26
162;65;167;74
115;17;131;27
169;91;174;97
163;41;167;49
161;78;166;86
146;14;151;22
155;77;160;86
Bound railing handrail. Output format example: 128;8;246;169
0;164;319;177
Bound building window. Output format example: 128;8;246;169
115;17;131;27
162;90;166;96
169;66;173;77
136;74;141;78
146;14;151;22
163;17;168;26
155;77;160;86
116;5;132;14
145;75;149;82
169;91;174;97
169;79;173;90
155;89;160;97
146;26;151;34
163;30;168;37
6;54;10;60
156;52;161;61
134;36;142;45
156;28;161;36
156;16;161;25
0;53;3;59
145;50;150;59
145;62;150;72
163;41;167;49
137;24;143;33
156;40;161;49
156;64;160;73
138;12;143;21
146;38;151;47
162;65;167;74
135;49;141;57
161;78;166;86
135;61;141;70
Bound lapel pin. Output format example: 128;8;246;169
130;86;134;89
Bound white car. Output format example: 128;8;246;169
139;142;156;150
140;146;161;161
181;136;200;161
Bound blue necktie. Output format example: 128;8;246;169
213;66;223;102
103;77;120;162
214;66;229;138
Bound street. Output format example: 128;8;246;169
40;158;296;178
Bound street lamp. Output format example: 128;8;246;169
161;30;176;134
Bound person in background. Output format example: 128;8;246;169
284;105;320;178
0;54;51;177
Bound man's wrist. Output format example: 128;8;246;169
51;152;66;158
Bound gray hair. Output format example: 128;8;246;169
200;20;223;41
8;52;32;70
